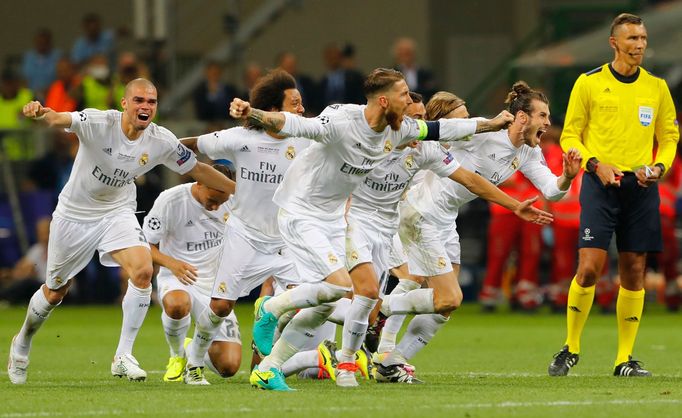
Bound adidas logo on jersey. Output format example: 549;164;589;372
354;142;362;149
239;145;251;152
487;153;495;161
103;148;112;155
185;220;194;227
603;87;611;93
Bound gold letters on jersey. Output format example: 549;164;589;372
285;146;296;160
139;153;149;166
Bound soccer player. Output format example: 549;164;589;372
375;84;581;382
7;78;235;384
178;69;308;385
228;68;538;390
142;164;241;385
548;13;679;377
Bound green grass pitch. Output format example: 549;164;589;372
1;303;681;417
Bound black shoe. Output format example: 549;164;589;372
548;345;579;376
364;313;387;353
614;357;651;377
375;363;423;384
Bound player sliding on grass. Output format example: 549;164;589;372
375;83;581;382
7;79;235;384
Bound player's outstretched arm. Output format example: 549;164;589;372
187;161;236;195
448;167;553;224
229;98;285;133
557;147;582;191
23;101;72;129
150;244;197;285
180;136;199;153
474;110;514;133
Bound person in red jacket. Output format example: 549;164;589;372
654;154;680;311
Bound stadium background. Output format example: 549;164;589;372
0;0;680;309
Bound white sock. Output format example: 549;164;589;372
264;282;349;318
161;312;191;357
187;307;224;367
281;349;318;377
381;288;435;316
339;296;377;364
384;314;448;365
258;304;335;371
15;287;59;357
378;279;421;353
115;280;152;357
327;297;351;325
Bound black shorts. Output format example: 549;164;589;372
578;171;661;252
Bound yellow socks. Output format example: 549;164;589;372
615;287;645;366
564;277;595;353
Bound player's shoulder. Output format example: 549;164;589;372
156;183;192;203
639;66;666;83
76;108;119;124
321;103;362;121
583;64;606;77
146;123;179;144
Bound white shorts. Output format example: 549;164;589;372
398;202;458;277
277;209;346;283
211;225;299;301
345;216;391;280
386;232;408;269
157;275;241;344
46;213;150;289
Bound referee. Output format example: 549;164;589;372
548;13;679;377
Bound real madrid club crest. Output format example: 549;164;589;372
404;154;414;169
218;282;227;294
285;145;296;160
350;250;359;263
54;276;63;285
139;153;149;166
383;139;393;153
437;257;447;269
511;157;519;170
328;253;338;265
223;212;230;222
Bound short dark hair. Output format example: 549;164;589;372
504;81;548;115
409;92;423;104
363;68;404;98
610;13;643;36
247;69;297;130
211;163;234;181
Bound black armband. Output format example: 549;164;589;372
655;163;666;176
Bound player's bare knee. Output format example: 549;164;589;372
434;291;462;313
209;298;232;317
355;282;379;299
130;265;154;287
216;362;239;378
165;303;190;319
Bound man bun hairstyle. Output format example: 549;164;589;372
363;68;404;98
247;69;297;130
505;81;548;116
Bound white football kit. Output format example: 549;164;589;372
46;109;197;289
346;142;460;279
273;105;477;281
197;127;308;299
143;184;239;343
401;129;566;276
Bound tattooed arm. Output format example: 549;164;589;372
229;98;285;132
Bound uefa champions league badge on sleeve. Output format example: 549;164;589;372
638;106;653;127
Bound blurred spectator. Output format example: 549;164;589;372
79;54;113;110
45;58;81;112
0;217;49;305
112;52;150;111
655;154;681;310
193;61;237;130
25;129;78;196
239;62;263;100
392;37;437;101
0;69;34;160
319;43;364;110
21;29;62;101
71;13;116;67
276;52;318;114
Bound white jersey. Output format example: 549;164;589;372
349;141;460;235
197;127;309;251
58;109;196;222
143;183;228;296
407;129;566;228
273;105;477;220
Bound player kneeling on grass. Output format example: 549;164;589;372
142;165;241;385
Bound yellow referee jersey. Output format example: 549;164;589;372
560;63;679;173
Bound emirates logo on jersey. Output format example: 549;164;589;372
285;145;296;160
139;153;149;166
383;140;393;153
404;155;414;169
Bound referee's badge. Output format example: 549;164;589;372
285;145;296;160
639;106;653;127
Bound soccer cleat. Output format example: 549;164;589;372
8;336;28;385
613;357;652;377
336;362;359;387
250;367;294;391
548;345;579;376
364;313;387;353
111;353;147;381
184;366;210;385
375;363;423;384
163;356;187;382
252;296;277;356
317;340;338;381
354;347;373;380
371;352;416;377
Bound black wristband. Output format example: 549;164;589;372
655;163;665;177
586;157;600;173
